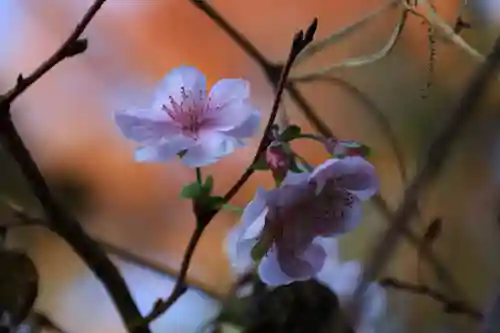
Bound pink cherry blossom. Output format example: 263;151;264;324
316;239;386;333
114;66;261;167
225;156;378;286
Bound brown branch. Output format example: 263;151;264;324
0;1;149;332
380;277;482;321
3;0;106;104
355;35;500;306
135;19;319;328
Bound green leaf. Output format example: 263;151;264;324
180;181;204;199
250;155;269;171
279;125;302;142
202;175;214;195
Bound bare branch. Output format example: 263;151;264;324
354;35;500;312
380;277;482;321
0;0;149;332
3;0;107;104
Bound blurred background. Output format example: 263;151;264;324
2;0;500;332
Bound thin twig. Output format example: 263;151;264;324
138;224;205;326
291;9;408;81
380;277;482;321
294;74;407;184
294;0;400;65
136;19;319;328
0;0;149;332
354;35;500;311
3;0;107;104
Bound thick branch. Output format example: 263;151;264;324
0;0;149;332
355;36;500;305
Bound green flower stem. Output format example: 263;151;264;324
195;168;202;184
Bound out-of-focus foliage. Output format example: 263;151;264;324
0;249;38;332
214;279;352;333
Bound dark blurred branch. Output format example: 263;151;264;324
0;1;149;332
295;74;407;183
4;207;223;300
356;36;500;304
136;19;319;328
380;277;482;321
188;0;458;292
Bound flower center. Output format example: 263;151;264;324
161;86;210;139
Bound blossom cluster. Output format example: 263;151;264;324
114;65;385;332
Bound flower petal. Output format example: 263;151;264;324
204;101;257;132
133;136;195;162
222;108;261;139
209;78;250;106
153;66;206;110
257;247;295;286
311;157;378;200
278;242;327;280
239;188;268;240
225;188;268;275
315;237;340;262
282;171;311;186
362;283;387;323
204;79;255;130
312;194;364;237
264;178;312;208
114;107;178;144
180;132;235;167
319;260;361;302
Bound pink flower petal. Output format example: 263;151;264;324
226;188;268;275
257;247;295;286
114;107;179;144
222;109;261;139
180;132;237;167
204;79;255;130
316;260;361;307
208;78;250;106
204;101;257;132
153;66;206;110
311;157;378;200
264;178;312;208
278;242;326;280
133;136;195;162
